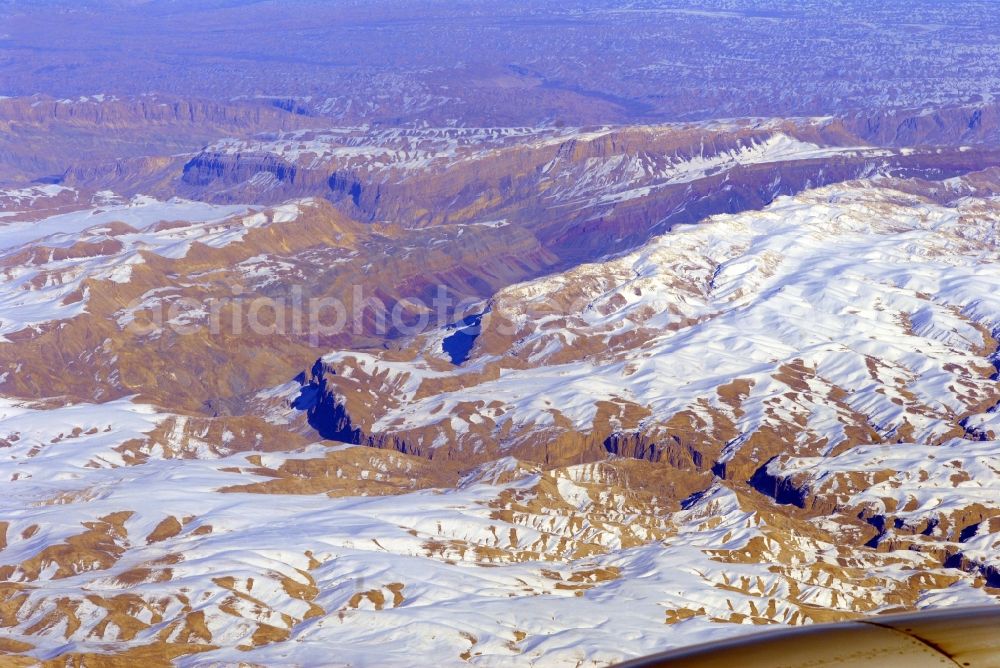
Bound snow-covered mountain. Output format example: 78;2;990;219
1;101;999;665
307;179;1000;472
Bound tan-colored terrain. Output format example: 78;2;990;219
1;101;999;665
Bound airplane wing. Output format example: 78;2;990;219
616;605;1000;667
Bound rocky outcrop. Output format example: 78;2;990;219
747;458;810;509
295;360;364;444
180;152;320;193
0;95;318;132
842;102;1000;147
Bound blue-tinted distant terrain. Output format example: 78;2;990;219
1;0;998;125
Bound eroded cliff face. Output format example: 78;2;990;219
0;95;325;186
174;119;1000;270
0;95;323;129
842;103;1000;147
